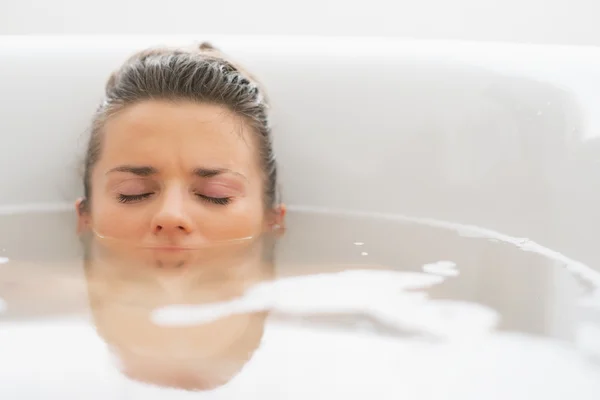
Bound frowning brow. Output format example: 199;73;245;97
107;165;157;176
106;165;247;180
193;167;247;181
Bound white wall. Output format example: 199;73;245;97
1;0;600;46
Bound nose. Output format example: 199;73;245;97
151;189;194;236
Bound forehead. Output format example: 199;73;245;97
98;100;257;170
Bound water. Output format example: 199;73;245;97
0;209;599;398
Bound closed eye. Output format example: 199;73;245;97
118;193;154;203
195;194;231;206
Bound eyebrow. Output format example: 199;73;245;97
107;165;157;176
107;165;246;180
193;167;247;181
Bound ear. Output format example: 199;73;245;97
267;204;287;235
75;197;91;234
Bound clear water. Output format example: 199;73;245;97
0;209;599;399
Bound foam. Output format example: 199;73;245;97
422;260;459;277
152;269;498;339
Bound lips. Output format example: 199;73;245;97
150;246;191;252
156;259;186;268
144;247;193;269
142;235;256;250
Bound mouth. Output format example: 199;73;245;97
157;259;186;268
149;246;191;252
142;236;255;250
141;247;192;269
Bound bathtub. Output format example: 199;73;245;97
0;36;599;398
2;36;600;265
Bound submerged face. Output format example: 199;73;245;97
84;236;271;391
76;99;280;390
77;100;283;264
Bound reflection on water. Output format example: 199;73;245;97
0;209;599;398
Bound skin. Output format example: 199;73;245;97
73;99;285;390
84;243;270;391
76;100;285;267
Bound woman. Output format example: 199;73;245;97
75;42;286;390
76;42;285;259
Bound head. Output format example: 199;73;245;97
76;42;283;390
76;42;285;255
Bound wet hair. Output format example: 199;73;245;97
80;42;277;212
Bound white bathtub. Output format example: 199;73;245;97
1;36;600;269
0;36;599;398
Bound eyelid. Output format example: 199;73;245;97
199;181;245;198
111;178;155;195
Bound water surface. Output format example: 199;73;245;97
0;209;599;398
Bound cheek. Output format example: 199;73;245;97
89;195;149;240
200;197;266;241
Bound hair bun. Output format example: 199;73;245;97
198;42;217;52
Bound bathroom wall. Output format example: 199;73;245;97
1;0;600;46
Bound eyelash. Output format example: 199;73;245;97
117;193;231;206
118;193;152;203
195;194;232;206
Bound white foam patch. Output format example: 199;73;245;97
423;260;458;277
576;323;600;359
0;310;598;399
579;289;600;310
0;257;8;264
152;269;498;339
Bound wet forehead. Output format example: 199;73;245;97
98;100;259;174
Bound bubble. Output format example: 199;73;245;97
423;261;459;277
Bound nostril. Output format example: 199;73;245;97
153;223;188;233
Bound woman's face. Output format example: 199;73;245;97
76;99;280;390
77;100;282;256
